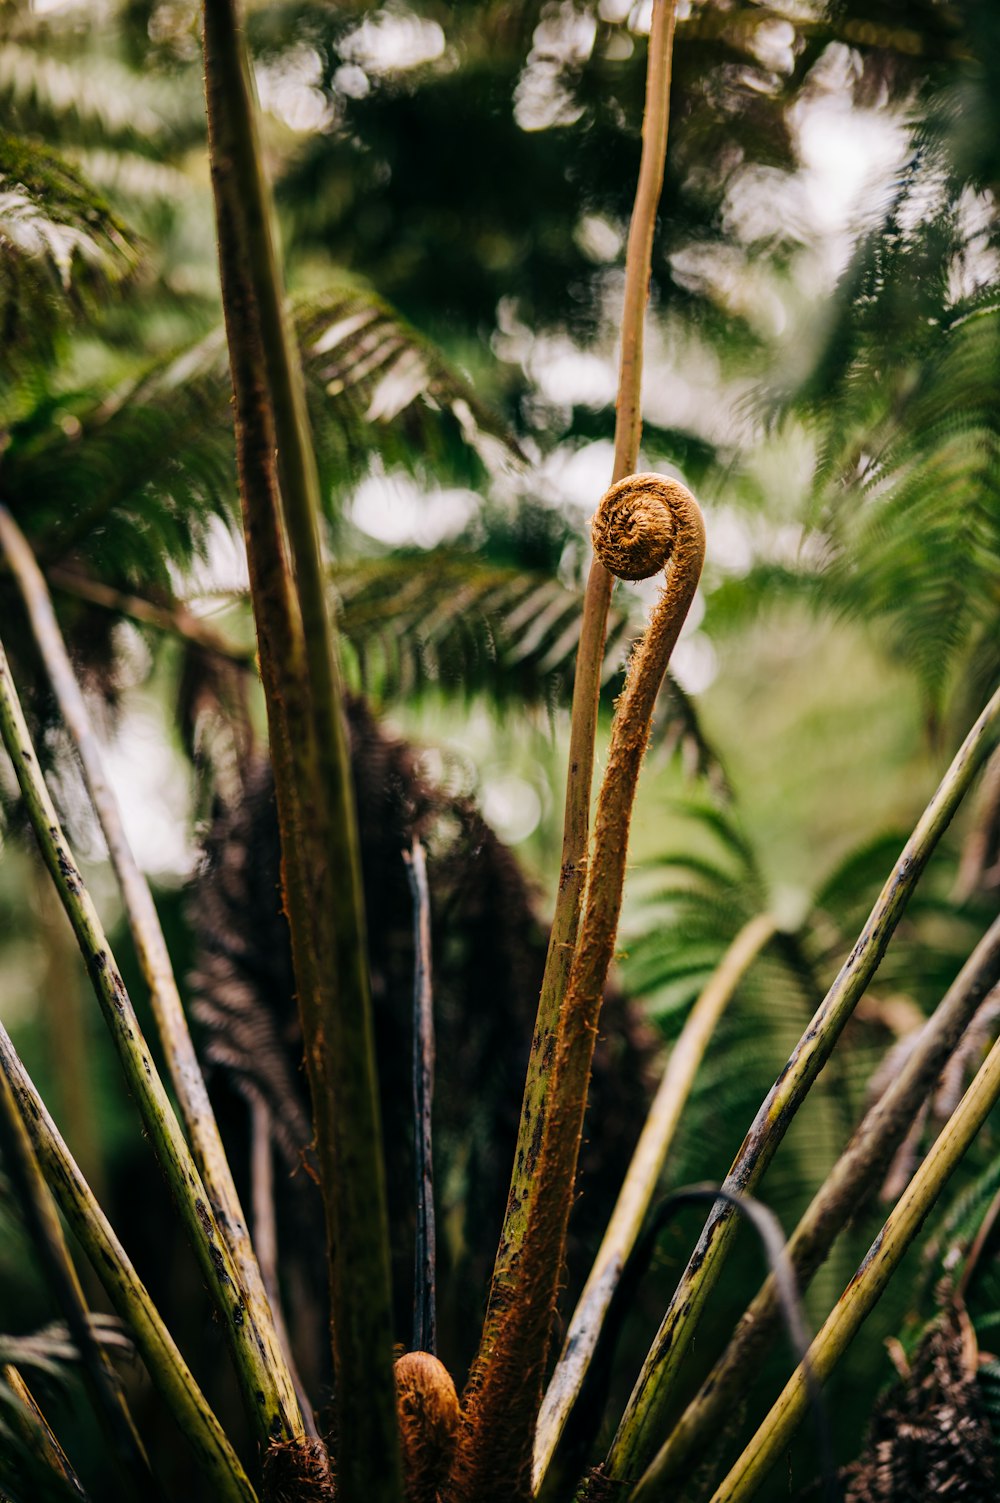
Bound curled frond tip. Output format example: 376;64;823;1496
591;472;698;582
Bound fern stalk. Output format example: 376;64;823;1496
456;10;680;1488
452;475;704;1503
707;1023;1000;1503
0;505;300;1440
0;1019;258;1503
0;1021;152;1502
492;3;680;1309
606;682;1000;1485
0;636;296;1451
534;913;777;1494
201;2;402;1498
632;910;1000;1497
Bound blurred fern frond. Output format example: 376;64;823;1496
3;277;521;586
0;132;136;367
332;552;631;707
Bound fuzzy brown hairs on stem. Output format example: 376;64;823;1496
262;1437;336;1503
395;1352;461;1503
449;473;704;1503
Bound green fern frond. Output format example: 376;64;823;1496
0;132;137;365
3;276;523;584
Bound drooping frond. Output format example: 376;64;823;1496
0;132;136;366
332;553;632;707
5;277;521;584
331;550;727;785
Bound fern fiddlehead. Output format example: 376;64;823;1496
450;473;704;1503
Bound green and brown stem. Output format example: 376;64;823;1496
202;2;401;1497
707;1024;1000;1503
0;637;294;1451
0;1019;258;1503
535;913;778;1495
0;504;301;1438
491;0;680;1322
0;1027;152;1502
450;475;705;1503
606;682;1000;1486
631;912;1000;1498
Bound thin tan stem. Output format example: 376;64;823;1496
534;914;777;1492
44;562;252;662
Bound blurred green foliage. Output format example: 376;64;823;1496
0;1;999;1499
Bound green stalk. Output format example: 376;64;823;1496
0;504;300;1437
0;637;295;1449
201;3;401;1498
705;1026;1000;1503
605;682;1000;1485
0;1029;152;1502
534;914;777;1494
489;1;680;1333
0;1020;258;1503
452;476;704;1503
631;911;1000;1498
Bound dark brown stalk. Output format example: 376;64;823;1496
405;838;437;1355
450;475;704;1503
631;913;1000;1496
201;2;401;1496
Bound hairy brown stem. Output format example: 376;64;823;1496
489;0;680;1320
449;475;704;1503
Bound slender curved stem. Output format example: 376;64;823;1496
0;504;300;1439
0;637;294;1449
0;1021;258;1503
706;1028;1000;1503
202;1;402;1495
632;912;1000;1497
450;476;704;1503
491;0;680;1333
606;682;1000;1485
535;914;777;1493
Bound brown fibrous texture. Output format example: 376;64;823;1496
842;1306;997;1502
395;1351;461;1503
262;1436;337;1502
590;472;689;581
